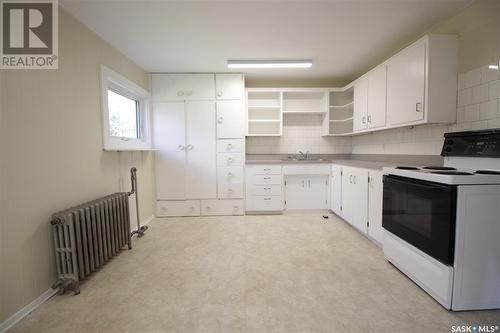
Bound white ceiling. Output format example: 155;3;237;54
60;0;471;83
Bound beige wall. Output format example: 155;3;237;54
0;8;154;323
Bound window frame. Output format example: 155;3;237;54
100;65;152;151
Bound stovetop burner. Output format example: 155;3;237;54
475;170;500;175
431;171;474;175
423;166;457;171
396;166;420;170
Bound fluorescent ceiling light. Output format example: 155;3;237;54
227;60;312;69
488;64;499;70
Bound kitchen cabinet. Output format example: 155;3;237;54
154;101;216;201
386;40;425;126
341;167;368;234
245;164;283;212
152;74;215;101
215;74;244;100
353;77;368;132
201;199;244;216
284;176;328;210
368;170;384;244
157;200;200;217
330;165;342;215
367;65;387;129
217;100;245;139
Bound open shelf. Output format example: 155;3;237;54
323;88;354;136
247;91;281;108
329;117;353;123
282;91;327;114
329;101;353;108
248;121;281;136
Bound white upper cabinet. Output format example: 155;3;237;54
151;74;215;101
387;40;426;126
353;77;368;132
367;65;387;129
215;74;245;100
387;35;458;127
217;100;245;139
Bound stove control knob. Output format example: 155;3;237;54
445;147;452;153
446;139;454;145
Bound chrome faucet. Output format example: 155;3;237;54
298;150;310;160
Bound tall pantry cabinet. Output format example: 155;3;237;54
152;74;246;217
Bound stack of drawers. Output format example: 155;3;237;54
245;164;283;212
200;139;245;216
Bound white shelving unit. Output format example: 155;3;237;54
246;88;329;137
322;88;354;136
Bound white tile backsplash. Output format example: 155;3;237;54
247;61;500;156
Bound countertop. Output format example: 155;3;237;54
245;154;442;171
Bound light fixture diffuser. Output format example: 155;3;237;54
227;60;312;69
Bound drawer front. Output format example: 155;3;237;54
201;199;244;216
156;200;200;217
218;166;244;184
217;153;244;167
249;196;283;211
250;165;282;175
218;183;244;199
217;139;245;153
252;175;281;185
252;185;282;196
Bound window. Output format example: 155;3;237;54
100;65;152;150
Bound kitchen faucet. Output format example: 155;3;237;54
298;150;310;160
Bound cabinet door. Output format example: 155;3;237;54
367;65;387;129
368;170;384;244
387;40;426;126
331;165;342;216
216;100;245;139
215;74;244;100
342;167;368;234
153;102;186;200
307;176;328;209
151;74;215;101
284;176;307;209
353;77;368;131
185;101;217;199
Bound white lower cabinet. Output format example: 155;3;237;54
284;175;328;210
245;165;283;212
157;200;201;217
201;199;244;216
367;170;384;244
331;164;384;246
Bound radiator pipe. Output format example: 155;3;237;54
129;167;148;238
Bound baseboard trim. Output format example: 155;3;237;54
0;287;57;333
132;214;155;231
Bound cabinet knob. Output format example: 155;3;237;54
227;157;233;163
217;91;223;97
177;91;184;96
227;144;233;150
218;117;224;124
367;115;372;123
227;172;233;177
186;144;194;150
178;144;185;150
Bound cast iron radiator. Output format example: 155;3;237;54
51;192;132;294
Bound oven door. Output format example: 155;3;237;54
382;175;457;265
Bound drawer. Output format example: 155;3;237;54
156;200;200;217
217;166;244;184
251;185;282;196
218;183;244;199
250;165;282;175
217;153;244;167
217;139;245;153
201;199;244;216
248;196;283;212
252;175;281;185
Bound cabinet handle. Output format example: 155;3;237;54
217;91;223;97
227;157;233;163
227;172;233;177
264;187;270;190
362;116;366;124
367;115;372;123
177;91;184;96
264;198;271;201
416;102;422;113
264;177;271;180
353;176;356;184
178;144;185;150
218;117;224;124
308;180;311;188
349;175;352;183
186;144;194;150
227;144;233;150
